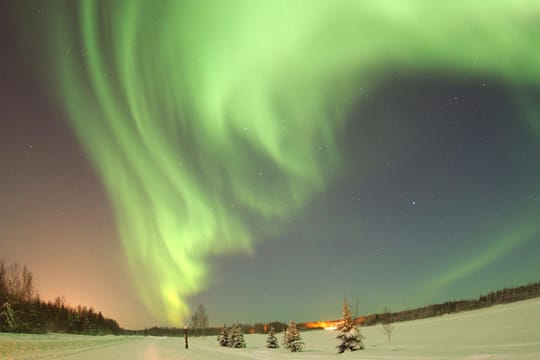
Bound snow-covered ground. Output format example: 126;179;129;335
1;297;539;359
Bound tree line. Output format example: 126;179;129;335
128;321;289;338
0;261;120;334
362;281;540;326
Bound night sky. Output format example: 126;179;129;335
1;1;539;330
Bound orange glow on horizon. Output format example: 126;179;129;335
304;320;342;330
303;316;366;330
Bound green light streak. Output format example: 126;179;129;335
36;1;540;324
430;222;540;291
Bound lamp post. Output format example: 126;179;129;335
184;325;189;349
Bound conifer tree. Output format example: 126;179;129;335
228;323;246;348
336;300;364;353
0;302;16;332
217;324;229;347
266;327;279;348
283;320;304;352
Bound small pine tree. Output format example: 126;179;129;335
217;324;229;347
0;302;16;332
266;327;279;348
228;323;246;348
283;320;304;352
336;300;364;353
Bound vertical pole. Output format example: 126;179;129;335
184;326;189;349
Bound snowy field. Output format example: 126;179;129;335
1;298;539;359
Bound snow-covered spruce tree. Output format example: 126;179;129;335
217;324;229;347
0;302;16;332
283;320;304;352
336;300;364;353
228;323;246;348
266;327;279;348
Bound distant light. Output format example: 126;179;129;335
305;320;342;330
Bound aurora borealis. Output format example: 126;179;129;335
1;1;540;328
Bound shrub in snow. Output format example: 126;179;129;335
0;302;16;332
217;324;229;347
336;300;364;353
382;307;395;342
228;323;246;348
266;327;279;348
283;320;304;352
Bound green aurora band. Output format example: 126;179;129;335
37;1;539;324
